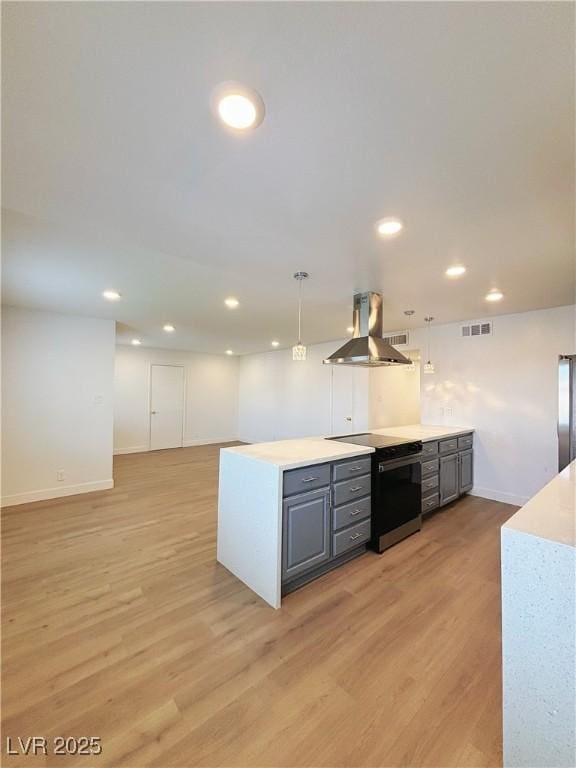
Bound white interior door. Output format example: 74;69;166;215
330;367;354;435
150;365;185;450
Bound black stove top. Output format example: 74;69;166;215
327;432;423;461
327;432;416;449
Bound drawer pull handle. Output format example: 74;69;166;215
301;477;317;483
349;533;361;540
349;485;362;492
350;509;362;516
349;466;363;472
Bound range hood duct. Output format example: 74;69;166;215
323;292;411;367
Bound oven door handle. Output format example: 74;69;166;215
378;454;422;472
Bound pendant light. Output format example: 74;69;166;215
292;271;309;361
423;316;435;374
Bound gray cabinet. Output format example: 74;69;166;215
282;455;371;592
459;449;473;493
439;453;459;505
282;487;331;581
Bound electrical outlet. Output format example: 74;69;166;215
93;394;104;406
56;470;65;482
445;407;454;417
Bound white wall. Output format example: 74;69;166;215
114;345;239;453
237;339;418;443
369;362;421;428
238;340;371;443
1;306;115;506
413;305;575;505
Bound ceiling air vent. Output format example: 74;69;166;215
461;321;492;338
383;331;409;347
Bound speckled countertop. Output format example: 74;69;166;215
502;459;576;548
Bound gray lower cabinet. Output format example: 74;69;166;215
439;453;459;505
459;449;474;493
282;457;371;591
282;487;331;581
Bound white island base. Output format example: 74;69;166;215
501;460;576;767
217;439;374;608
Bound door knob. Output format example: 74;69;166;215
346;417;352;421
151;411;157;415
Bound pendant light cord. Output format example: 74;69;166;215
297;278;302;344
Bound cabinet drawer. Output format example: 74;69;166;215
333;519;370;557
421;458;439;477
332;456;372;482
333;475;371;506
422;474;439;495
439;438;458;454
284;463;330;497
422;493;439;513
333;496;371;531
421;441;439;457
458;434;474;450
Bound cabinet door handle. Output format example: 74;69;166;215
350;509;361;516
348;466;363;472
301;476;317;483
350;485;362;492
349;533;361;540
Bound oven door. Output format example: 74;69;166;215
372;454;422;537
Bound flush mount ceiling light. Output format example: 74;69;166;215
163;324;175;333
212;82;265;131
485;289;504;302
224;297;239;309
131;338;142;346
292;271;309;361
226;349;234;355
446;265;466;278
102;290;121;301
271;340;280;347
376;217;404;238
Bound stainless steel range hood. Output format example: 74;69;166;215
323;292;411;367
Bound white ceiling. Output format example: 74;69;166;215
2;1;574;354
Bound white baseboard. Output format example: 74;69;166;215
114;438;239;455
183;437;239;447
1;479;115;508
470;487;529;507
113;445;149;455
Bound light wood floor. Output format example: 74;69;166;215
2;444;517;768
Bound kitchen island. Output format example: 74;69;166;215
217;424;474;608
501;460;576;767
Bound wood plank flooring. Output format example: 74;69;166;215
2;444;517;768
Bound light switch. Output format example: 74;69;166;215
93;394;104;406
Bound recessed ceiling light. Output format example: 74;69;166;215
213;83;265;130
271;340;279;347
376;217;404;237
446;265;466;278
224;297;239;309
131;338;142;346
226;349;234;355
347;326;354;333
163;324;175;332
485;290;504;302
102;290;121;301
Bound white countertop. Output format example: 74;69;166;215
220;424;473;470
221;438;374;470
502;459;576;548
371;424;474;442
